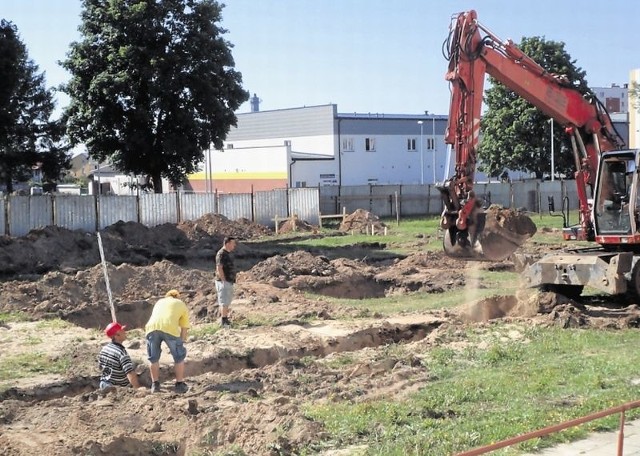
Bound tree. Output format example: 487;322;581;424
61;0;249;193
631;81;640;114
0;20;66;193
478;37;590;179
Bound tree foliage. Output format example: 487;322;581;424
631;81;640;114
478;37;590;179
61;0;249;193
0;20;68;193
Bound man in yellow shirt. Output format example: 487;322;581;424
145;289;190;393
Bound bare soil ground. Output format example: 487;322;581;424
1;211;639;456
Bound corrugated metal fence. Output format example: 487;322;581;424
319;180;578;218
1;188;321;237
1;181;575;237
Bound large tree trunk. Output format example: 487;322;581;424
151;172;163;193
5;171;13;194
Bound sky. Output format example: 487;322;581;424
2;0;639;117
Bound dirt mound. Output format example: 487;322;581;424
277;216;316;234
0;215;269;278
338;209;387;234
240;251;336;285
178;213;271;240
0;260;217;328
457;289;574;323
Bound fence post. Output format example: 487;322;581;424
395;191;400;226
175;190;181;223
94;194;99;231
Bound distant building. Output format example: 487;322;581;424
593;83;629;113
187;104;456;193
69;152;100;179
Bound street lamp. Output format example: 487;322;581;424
548;118;555;181
432;116;436;183
417;120;424;184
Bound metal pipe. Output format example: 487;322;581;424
456;399;640;456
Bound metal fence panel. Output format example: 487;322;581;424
0;198;4;236
180;193;216;222
9;195;54;236
218;193;252;222
288;187;320;225
512;181;540;211
99;195;138;229
538;181;563;215
55;195;96;232
399;185;431;216
139;193;178;227
8;196;30;237
370;185;398;217
319;186;340;215
483;183;512;208
30;194;54;229
339;185;374;213
255;189;288;227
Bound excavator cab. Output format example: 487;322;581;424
593;151;640;239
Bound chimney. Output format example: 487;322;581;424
250;93;261;112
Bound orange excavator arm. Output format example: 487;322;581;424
441;10;624;259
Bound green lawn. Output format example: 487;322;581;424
305;325;640;455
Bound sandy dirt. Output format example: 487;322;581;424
1;210;639;456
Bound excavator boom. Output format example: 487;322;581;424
441;10;625;262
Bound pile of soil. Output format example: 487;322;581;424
338;209;387;235
277;216;317;234
0;260;217;328
240;251;336;285
178;214;271;240
0;214;272;278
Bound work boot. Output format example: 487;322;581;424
174;382;188;394
151;381;161;393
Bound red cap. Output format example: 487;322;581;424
105;322;126;338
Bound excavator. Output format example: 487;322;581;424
440;10;640;297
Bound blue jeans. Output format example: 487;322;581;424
99;380;113;390
146;331;187;363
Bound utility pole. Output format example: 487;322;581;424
417;121;424;184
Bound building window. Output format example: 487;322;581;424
365;137;376;152
427;138;435;150
342;138;354;152
226;144;234;149
407;138;416;151
295;181;307;188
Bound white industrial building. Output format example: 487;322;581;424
187;104;457;193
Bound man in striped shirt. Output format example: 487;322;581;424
98;322;140;390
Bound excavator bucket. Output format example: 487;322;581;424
443;207;537;261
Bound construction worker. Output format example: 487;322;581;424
215;236;238;327
145;289;190;393
98;322;140;390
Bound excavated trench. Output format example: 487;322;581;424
0;319;442;403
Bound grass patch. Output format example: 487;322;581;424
190;324;222;339
35;318;73;330
0;352;71;381
316;288;512;316
0;311;31;323
305;325;640;455
311;268;520;317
